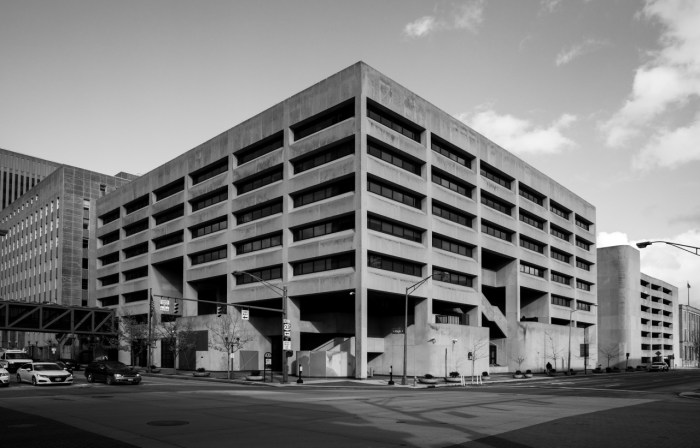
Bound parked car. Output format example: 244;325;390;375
0;349;33;373
16;362;73;386
54;360;73;374
0;365;10;387
58;358;80;371
84;360;141;385
648;362;669;372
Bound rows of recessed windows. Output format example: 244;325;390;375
480;162;513;189
368;176;422;209
368;214;422;243
292;214;353;242
368;137;422;175
234;166;283;195
549;296;595;314
518;261;594;291
0;198;61;302
481;191;513;216
432;169;473;198
93;96;598;286
292;137;354;174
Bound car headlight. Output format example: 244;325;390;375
36;374;48;380
135;373;141;377
114;374;123;378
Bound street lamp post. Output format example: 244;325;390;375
567;309;578;373
402;272;444;385
233;270;289;384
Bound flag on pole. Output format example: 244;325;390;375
689;282;691;289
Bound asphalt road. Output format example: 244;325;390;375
2;369;699;447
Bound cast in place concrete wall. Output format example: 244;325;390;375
93;61;597;378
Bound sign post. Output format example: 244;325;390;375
264;352;272;382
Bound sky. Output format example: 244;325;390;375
1;0;699;306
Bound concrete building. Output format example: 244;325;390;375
679;304;700;367
0;165;133;354
597;245;679;369
94;62;597;378
0;148;61;211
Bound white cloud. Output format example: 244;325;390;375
403;16;438;38
555;38;608;67
540;0;562;15
403;0;484;38
453;0;485;32
601;0;700;168
456;109;576;155
597;231;631;248
632;113;700;170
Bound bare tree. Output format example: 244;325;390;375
114;311;156;366
156;318;198;370
208;313;255;369
545;331;565;371
599;344;620;368
511;353;526;372
456;338;488;381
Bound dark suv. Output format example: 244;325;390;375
84;360;142;385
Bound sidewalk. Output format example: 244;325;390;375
140;370;556;388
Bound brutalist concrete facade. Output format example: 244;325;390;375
94;62;597;377
0;148;61;211
597;245;679;368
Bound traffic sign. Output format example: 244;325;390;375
283;323;291;331
283;340;292;350
264;352;272;358
242;309;249;320
283;331;291;337
655;351;662;356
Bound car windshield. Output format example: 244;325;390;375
34;363;62;371
6;353;30;359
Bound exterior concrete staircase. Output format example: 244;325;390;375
480;292;508;337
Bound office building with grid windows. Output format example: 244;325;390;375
93;62;597;377
0;165;133;351
597;245;679;368
0;148;61;212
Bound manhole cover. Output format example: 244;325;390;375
147;420;190;427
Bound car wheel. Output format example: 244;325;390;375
31;377;37;386
106;376;114;385
87;373;94;383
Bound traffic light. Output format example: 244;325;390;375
172;300;179;314
468;352;473;360
216;305;222;316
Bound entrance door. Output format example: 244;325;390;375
489;345;497;365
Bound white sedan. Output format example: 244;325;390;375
0;365;9;387
16;362;73;386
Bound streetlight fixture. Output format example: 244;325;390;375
402;271;446;385
233;270;289;384
636;240;700;256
